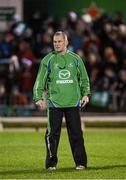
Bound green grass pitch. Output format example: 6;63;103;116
0;129;126;179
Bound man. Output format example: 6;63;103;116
33;31;90;170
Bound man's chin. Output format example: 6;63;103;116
55;49;62;53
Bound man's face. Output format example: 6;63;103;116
53;34;68;53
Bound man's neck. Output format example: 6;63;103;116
57;48;67;55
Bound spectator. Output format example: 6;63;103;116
0;82;7;104
10;86;29;105
0;32;14;58
17;40;36;66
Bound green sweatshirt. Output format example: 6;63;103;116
33;50;90;108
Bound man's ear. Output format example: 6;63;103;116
66;39;69;47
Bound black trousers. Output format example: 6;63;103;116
45;107;87;168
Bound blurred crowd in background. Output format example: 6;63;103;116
0;10;126;116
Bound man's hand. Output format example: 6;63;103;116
35;100;46;110
81;96;89;107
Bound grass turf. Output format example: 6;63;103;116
0;129;126;179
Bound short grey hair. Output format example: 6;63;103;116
53;31;68;41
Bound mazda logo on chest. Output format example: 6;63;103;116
59;70;70;79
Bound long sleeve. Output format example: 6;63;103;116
33;60;48;102
78;58;90;97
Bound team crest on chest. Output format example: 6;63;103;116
68;63;73;68
54;64;59;69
